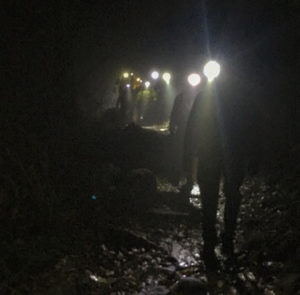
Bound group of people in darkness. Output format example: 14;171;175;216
116;70;261;271
116;76;168;126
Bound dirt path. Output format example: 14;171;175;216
30;179;299;295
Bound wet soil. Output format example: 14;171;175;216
30;179;299;295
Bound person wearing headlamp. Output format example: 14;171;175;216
168;72;203;186
183;61;251;271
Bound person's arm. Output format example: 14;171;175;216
183;95;201;174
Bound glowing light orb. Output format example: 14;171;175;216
203;61;220;82
136;77;141;82
123;72;129;79
151;71;159;80
130;72;134;76
126;84;131;88
145;81;150;88
162;72;171;84
91;195;97;200
187;73;201;86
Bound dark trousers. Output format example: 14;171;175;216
197;150;244;251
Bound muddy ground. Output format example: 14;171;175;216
22;178;299;295
1;123;299;295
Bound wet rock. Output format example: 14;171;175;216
139;285;170;295
264;288;276;295
170;241;198;268
170;277;208;295
228;286;238;294
154;265;179;279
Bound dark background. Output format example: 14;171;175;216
0;1;299;291
1;0;299;176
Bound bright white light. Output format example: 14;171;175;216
145;81;150;88
136;77;141;82
126;84;130;88
191;184;200;196
123;72;129;79
90;274;99;282
203;61;220;82
187;73;201;86
151;71;159;80
131;73;134;76
162;72;171;84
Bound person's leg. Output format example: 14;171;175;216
181;155;198;194
223;163;244;255
198;159;221;270
169;133;182;186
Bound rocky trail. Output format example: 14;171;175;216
28;179;299;295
